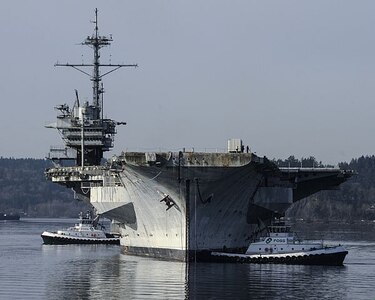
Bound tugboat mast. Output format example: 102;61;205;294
49;8;137;167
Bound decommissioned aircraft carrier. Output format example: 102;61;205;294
46;10;353;261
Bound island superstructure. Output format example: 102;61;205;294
46;10;354;261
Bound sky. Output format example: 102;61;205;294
1;0;375;164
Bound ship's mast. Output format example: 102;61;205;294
50;8;137;167
56;8;137;117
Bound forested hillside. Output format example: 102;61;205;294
0;158;90;217
1;156;375;220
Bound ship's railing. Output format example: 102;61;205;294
46;166;123;187
47;146;76;160
45;165;107;178
102;172;122;187
279;167;356;176
122;147;227;153
101;180;122;187
280;167;340;172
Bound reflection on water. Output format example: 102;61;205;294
1;219;375;299
188;263;349;299
41;246;186;300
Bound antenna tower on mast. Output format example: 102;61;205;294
47;8;137;166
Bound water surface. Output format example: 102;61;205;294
0;219;374;299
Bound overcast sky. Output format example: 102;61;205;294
1;1;375;164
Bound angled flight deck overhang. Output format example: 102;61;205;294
278;167;356;202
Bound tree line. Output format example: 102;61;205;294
0;158;90;217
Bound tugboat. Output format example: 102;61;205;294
41;211;120;245
0;213;20;221
211;220;348;266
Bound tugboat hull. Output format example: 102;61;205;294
211;246;348;266
41;231;120;245
0;213;20;221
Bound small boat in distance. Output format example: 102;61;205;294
41;211;120;245
211;219;348;266
0;213;20;221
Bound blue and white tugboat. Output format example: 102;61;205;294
211;220;348;266
41;211;120;245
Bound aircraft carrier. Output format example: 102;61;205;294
46;10;353;261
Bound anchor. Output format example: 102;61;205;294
160;195;176;211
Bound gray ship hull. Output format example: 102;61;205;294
94;158;266;260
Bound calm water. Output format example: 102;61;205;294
0;219;375;299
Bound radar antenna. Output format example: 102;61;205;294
55;8;138;117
